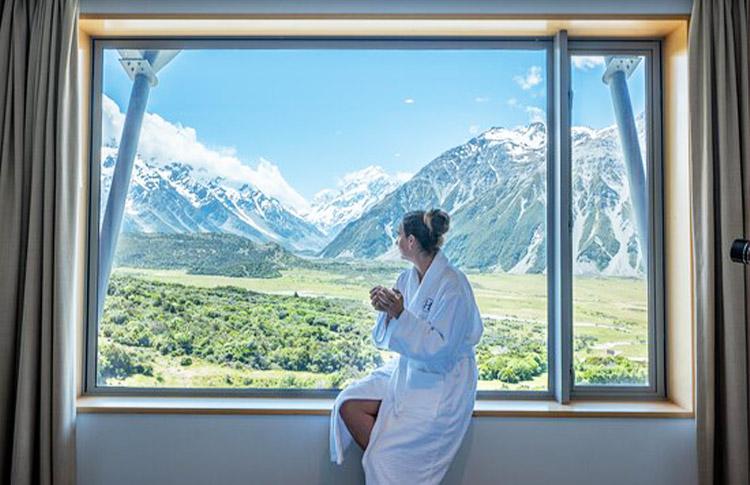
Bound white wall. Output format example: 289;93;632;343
77;414;697;485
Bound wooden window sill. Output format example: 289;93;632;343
76;396;693;418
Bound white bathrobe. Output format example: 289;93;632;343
330;249;484;484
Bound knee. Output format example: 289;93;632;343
339;399;355;420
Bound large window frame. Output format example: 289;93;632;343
566;40;665;400
83;35;664;402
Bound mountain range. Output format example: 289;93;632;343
321;121;645;276
102;120;646;276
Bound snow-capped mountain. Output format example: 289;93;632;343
100;147;327;252
101;114;647;276
305;166;408;236
320;120;647;276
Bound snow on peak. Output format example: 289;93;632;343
100;94;310;216
480;126;523;142
306;165;409;236
478;123;547;150
341;165;389;186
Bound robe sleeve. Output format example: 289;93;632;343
371;270;408;350
372;311;394;349
383;290;468;362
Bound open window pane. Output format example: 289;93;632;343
93;43;549;392
569;54;650;386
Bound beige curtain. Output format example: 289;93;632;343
689;1;750;484
0;0;80;483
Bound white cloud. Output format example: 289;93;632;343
474;96;490;103
526;106;546;124
403;98;415;104
514;66;543;90
469;124;481;135
253;158;310;213
101;95;310;214
572;56;606;70
503;97;546;125
101;97;125;147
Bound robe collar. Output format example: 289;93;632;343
409;249;449;303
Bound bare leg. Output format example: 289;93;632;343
339;399;382;450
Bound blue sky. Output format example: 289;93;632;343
102;48;645;202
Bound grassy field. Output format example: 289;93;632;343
103;265;648;391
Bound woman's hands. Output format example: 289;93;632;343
370;286;404;320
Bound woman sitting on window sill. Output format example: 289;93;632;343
330;208;484;485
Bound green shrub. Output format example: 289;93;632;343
478;352;546;383
98;342;153;382
575;355;646;385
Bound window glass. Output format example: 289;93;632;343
569;54;650;386
95;46;548;391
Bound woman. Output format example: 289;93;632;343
330;209;484;484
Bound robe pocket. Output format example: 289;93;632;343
401;366;445;418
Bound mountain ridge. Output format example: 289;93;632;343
320;120;645;277
102;119;645;277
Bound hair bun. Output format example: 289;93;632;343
425;208;450;239
402;209;449;255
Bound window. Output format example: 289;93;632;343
85;37;663;400
567;42;664;397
